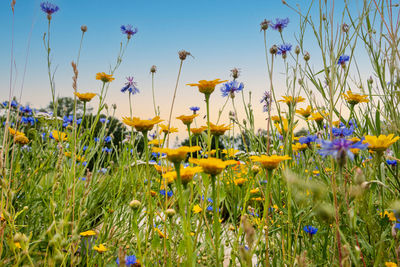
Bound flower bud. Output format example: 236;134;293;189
150;65;157;73
165;208;176;217
260;19;270;31
81;25;87;33
294;45;300;55
367;76;373;84
270;45;278;55
304;52;310;61
341;23;349;33
231;68;240;79
129;200;141;209
178;50;191;61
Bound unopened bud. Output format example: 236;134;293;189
129;200;141;209
341;23;349;33
304;52;310;61
231;68;240;79
165;208;176;217
112;104;117;110
270;45;278;55
295;45;300;55
260;19;270;31
367;76;373;84
150;65;157;73
81;25;87;33
178;50;191;61
251;165;261;175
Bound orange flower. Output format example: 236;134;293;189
122;116;163;132
189;158;237;176
159;124;178;135
152;146;201;163
74;92;96;102
342;90;369;105
96;72;114;83
176;114;198;125
191;126;207;135
250;154;291;170
278;96;305;105
209;123;231;136
187;79;227;95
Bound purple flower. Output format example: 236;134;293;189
120;25;138;38
332;126;354;137
260;91;272;112
337;55;350;66
319;138;368;164
299;135;317;145
303;225;318;235
271;18;289;32
40;2;59;15
116;255;137;266
121;76;139;94
220;80;244;98
277;43;292;56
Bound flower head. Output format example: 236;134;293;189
209;123;231;136
278;96;305;105
193;205;203;213
363;134;399;152
14;135;29;145
319;138;367;164
80;230;97;237
190;106;200;114
303;225;318;235
220;80;244;98
250;154;291;170
120;25;138;39
260;91;272;112
74;92;96;102
277;43;292;57
50;130;67;142
299;135;317;145
308;111;327;124
274;118;296;135
187;79;228;95
260;19;270;31
342;90;369;105
159;124;178;135
163;166;203;184
271;18;289;32
191;126;207;135
176;114;198;126
96;72;114;83
116;255;138;266
121;76;139;94
93;244;108;253
296;105;312;118
337;55;350;66
189;158;237;176
40;2;59;16
385;262;398;267
153;146;201;163
122;116;163;132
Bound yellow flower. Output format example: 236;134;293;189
292;142;308;152
14;242;21;249
271;115;280;122
93;244;108;253
14;135;29;145
189;158;237;176
250;188;260;194
349;148;360;155
234;178;247;186
278;96;305;105
51;130;68;142
8;127;25;137
348;137;361;143
148;139;164;147
154;228;167;239
209;123;231;136
191;126;207;135
364;134;399;152
385;262;398;267
333;120;341;127
152;146;201;163
308;111;327;124
96;72;114;83
380;211;397;221
159;124;178;135
250;154;291;170
154;165;173;174
74;92;96;102
80;230;97;236
176;114;198;125
274;118;296;135
193;204;203;214
163;166;203;184
222;148;239;157
296;105;312;118
64;152;85;162
342;90;369;105
122;116;163;132
187;79;228;95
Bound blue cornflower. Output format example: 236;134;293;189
99;168;107;174
94;137;100;142
116;255;137;266
299;135;317;145
220;80;244;98
348;119;357;128
40;2;59;16
78;177;86;181
271;18;290;32
387;160;397;166
395;223;400;230
82;146;88;152
160;190;173;197
20;105;32;115
63;115;73;127
277;43;292;56
332;126;354;137
260;91;272;112
102;147;112;153
207;206;213;212
104;136;112;143
121;76;139;94
207;197;213;203
99;118;109;124
319;138;368;164
337;55;350;66
41;133;46;140
190;106;200;114
303;225;318;235
120;25;138;38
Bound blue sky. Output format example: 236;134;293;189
0;0;373;139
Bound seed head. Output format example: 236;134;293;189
150;65;157;73
81;25;87;33
303;52;310;61
341;23;349;33
270;45;278;55
260;19;270;31
231;67;240;79
178;50;192;61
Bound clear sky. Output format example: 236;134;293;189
0;0;372;140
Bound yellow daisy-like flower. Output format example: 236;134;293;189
148;139;164;147
274;118;296;135
176;114;198;125
93;244;108;253
154;165;174;174
234;178;247;186
51;130;68;142
292;142;308;152
191;126;207;135
14;135;29;145
222;148;239;157
250;154;291;170
250;188;260;194
209;123;231;136
64;152;85;162
296;105;312;118
163;166;203;185
363;134;399;152
96;72;114;83
192;204;203;214
159;124;178;135
80;230;97;237
187;79;228;95
308;111;327;124
74;92;96;102
154;227;167;239
8;127;25;137
189;158;237;176
271;115;280;122
348;137;361;143
122;116;163;132
342;90;369;105
152;146;201;163
14;242;21;249
349;148;360;155
333;120;341;127
278;96;305;105
385;262;398;267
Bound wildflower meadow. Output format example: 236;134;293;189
1;0;400;266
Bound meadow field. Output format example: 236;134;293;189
1;0;400;266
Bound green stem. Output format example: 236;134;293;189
211;175;221;267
